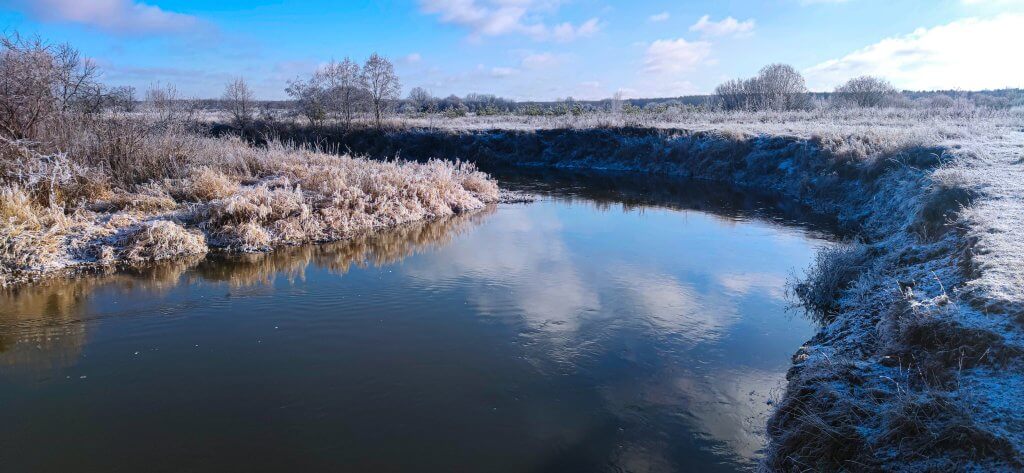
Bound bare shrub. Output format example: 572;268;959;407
715;64;809;111
0;33;101;140
791;243;869;323
835;76;899;108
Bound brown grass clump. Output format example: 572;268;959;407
98;189;178;214
119;220;208;263
0;186;70;284
179;167;240;202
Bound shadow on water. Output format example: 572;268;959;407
488;165;843;238
0;171;835;473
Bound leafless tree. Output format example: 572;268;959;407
714;79;747;111
222;77;255;128
52;42;99;113
747;64;808;111
407;87;435;113
609;90;624;114
286;74;327;127
321;58;364;127
361;53;401;129
109;86;137;113
0;32;102;140
834;76;898;108
715;63;808;111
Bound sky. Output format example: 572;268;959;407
1;0;1022;100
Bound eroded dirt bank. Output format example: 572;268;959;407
264;123;1024;470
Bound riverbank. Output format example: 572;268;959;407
237;110;1024;470
0;134;498;286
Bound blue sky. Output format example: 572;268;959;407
1;0;1021;100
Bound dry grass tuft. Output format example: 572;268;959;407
119;220;208;262
179;167;240;202
0;185;70;284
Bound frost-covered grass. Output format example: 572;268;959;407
0;126;498;286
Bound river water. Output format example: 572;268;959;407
0;171;833;472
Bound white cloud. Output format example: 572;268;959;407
520;52;562;69
643;38;712;74
648;12;670;22
805;14;1024;91
490;66;517;77
689;15;755;38
552;18;601;42
419;0;601;42
404;53;423;63
629;37;712;97
6;0;204;35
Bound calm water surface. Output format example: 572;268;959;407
0;172;832;472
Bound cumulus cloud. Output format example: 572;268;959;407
689;15;755;38
4;0;204;35
648;12;670;22
419;0;601;42
643;38;712;74
804;14;1024;90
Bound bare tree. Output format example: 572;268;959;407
407;87;435;113
607;91;625;114
222;77;255;129
0;32;102;140
321;58;364;128
834;76;898;108
286;74;327;127
109;86;137;113
52;42;100;113
715;63;808;111
747;64;808;111
714;79;747;111
361;53;401;129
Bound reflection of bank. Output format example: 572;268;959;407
0;207;495;374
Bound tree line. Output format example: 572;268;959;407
713;63;903;111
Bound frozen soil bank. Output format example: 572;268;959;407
292;117;1024;470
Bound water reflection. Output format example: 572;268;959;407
0;208;494;374
0;172;826;472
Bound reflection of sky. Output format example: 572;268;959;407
403;198;820;468
0;194;824;472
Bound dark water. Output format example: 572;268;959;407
0;172;831;473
